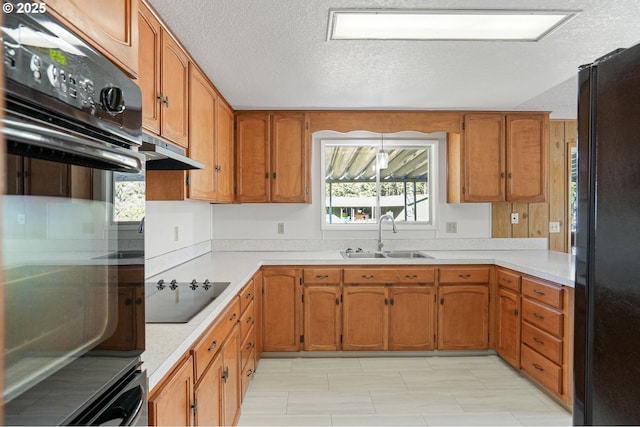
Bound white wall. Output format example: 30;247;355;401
145;200;212;258
211;131;491;242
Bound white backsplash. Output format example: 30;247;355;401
211;238;548;252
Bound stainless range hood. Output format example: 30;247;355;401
139;133;205;170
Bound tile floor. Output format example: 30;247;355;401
238;355;571;426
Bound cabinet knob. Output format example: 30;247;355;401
513;309;519;316
501;172;505;179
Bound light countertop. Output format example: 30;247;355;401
143;249;575;391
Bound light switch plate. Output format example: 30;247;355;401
549;221;561;233
446;222;457;233
277;222;285;234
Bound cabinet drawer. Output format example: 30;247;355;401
521;322;563;365
395;267;436;284
304;268;341;284
522;278;563;309
241;349;256;401
439;267;490;284
239;280;255;313
521;344;562;395
497;269;521;292
241;324;256;370
522;298;563;337
240;300;255;340
344;268;398;284
192;298;241;382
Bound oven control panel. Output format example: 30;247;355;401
1;5;141;145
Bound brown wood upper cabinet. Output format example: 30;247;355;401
448;112;549;203
187;65;234;203
236;112;311;203
46;0;138;77
138;0;189;148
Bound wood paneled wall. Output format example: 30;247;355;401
492;120;577;253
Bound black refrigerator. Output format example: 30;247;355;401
574;41;640;425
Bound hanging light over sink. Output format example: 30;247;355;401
377;133;389;169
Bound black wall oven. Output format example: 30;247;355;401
2;3;147;425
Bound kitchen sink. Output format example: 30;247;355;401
340;250;432;259
341;251;387;259
385;251;432;258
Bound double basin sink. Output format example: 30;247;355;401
341;250;432;259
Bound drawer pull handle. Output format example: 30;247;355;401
247;369;254;377
230;313;237;321
405;274;418;279
533;363;545;372
513;309;519;316
246;342;254;350
316;275;329;279
459;274;471;278
246;293;253;299
533;337;544;345
246;317;253;324
533;312;545;320
208;340;218;351
502;277;512;283
533;289;546;295
362;274;374;279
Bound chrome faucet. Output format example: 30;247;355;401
377;213;397;251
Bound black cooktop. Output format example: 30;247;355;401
145;280;229;323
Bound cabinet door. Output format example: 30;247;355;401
437;285;489;350
138;1;161;134
262;268;302;351
236;113;270;202
194;354;223;426
496;287;521;368
149;356;194;426
342;286;388;351
47;0;138;77
463;114;505;202
160;29;189;147
188;65;217;201
215;101;235;203
389;286;435;351
221;324;241;427
506;114;548;202
303;285;342;351
271;113;309;202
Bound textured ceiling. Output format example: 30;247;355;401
148;0;640;118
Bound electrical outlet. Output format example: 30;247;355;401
446;222;457;233
277;222;285;234
549;221;561;233
511;213;519;224
174;226;179;241
17;213;25;225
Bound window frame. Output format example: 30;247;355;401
320;137;438;231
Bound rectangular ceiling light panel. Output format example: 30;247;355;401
328;9;579;41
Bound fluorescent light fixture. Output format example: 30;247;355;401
328;9;579;42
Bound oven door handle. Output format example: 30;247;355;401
1;118;144;173
93;384;144;426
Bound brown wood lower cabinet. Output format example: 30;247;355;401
437;285;490;350
262;267;302;352
342;286;388;351
149;356;194;426
388;286;435;351
303;284;342;351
